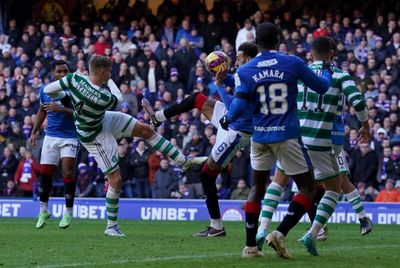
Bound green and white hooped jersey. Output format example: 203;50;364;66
59;73;118;142
297;61;365;151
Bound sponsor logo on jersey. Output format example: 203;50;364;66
256;58;278;68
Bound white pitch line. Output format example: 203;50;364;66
34;244;396;268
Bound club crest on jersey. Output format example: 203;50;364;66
256;58;278;68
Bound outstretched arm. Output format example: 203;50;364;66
107;79;123;104
225;71;250;123
43;80;66;99
295;57;332;94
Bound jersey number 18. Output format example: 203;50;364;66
257;83;288;115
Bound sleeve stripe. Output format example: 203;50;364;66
342;80;356;88
59;78;67;90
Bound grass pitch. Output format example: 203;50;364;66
0;218;398;268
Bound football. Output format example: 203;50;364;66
205;51;230;76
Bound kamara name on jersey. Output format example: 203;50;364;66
252;69;284;82
71;79;102;103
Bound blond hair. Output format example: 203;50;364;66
89;54;112;73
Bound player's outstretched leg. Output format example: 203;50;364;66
193;162;226;237
36;164;56;229
341;173;372;235
307;184;326;241
132;122;207;171
142;92;209;128
59;158;76;229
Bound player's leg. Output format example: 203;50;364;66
58;139;78;228
336;148;372;235
130;119;207;170
243;141;273;257
193;126;250;237
256;167;287;250
267;139;315;259
340;173;372;235
36;136;58;229
299;150;340;256
142;92;216;126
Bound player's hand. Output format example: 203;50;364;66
214;62;228;86
44;102;64;113
322;61;333;75
30;133;37;148
358;126;371;144
219;115;230;130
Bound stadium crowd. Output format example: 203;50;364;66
0;0;400;202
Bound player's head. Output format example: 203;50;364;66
235;42;258;68
311;36;336;62
89;54;112;84
255;22;280;50
51;60;69;80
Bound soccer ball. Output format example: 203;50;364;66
205;51;230;76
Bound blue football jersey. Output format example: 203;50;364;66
39;86;77;139
331;115;345;145
227;51;332;144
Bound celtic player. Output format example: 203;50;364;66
255;36;370;257
44;55;206;236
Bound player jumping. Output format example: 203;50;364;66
142;42;258;237
44;55;207;236
220;22;334;257
32;60;78;229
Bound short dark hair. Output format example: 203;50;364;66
312;36;336;57
51;60;69;71
256;22;279;49
238;42;258;59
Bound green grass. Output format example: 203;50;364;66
0;218;398;268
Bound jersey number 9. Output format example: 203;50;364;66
257;83;288;115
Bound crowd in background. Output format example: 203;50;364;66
1;0;400;202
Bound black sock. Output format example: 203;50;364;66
164;92;200;118
39;173;53;203
64;181;76;208
276;194;310;237
307;187;325;222
244;202;260;247
200;168;220;220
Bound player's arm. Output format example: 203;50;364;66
107;79;123;104
213;63;234;108
222;71;250;129
30;104;46;148
295;57;332;94
43;80;67;99
342;74;370;143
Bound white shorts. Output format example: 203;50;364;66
332;144;350;174
80;111;137;175
40;136;79;165
210;100;251;168
308;150;340;180
251;138;311;175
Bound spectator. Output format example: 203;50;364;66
129;140;151;198
216;175;231;199
173;183;195;199
0;147;19;190
184;147;203;198
386;145;400;181
76;163;94;197
154;158;178;198
235;19;255;51
13;150;40;197
350;143;379;188
230;179;250;200
375;178;400;202
2;179;20;197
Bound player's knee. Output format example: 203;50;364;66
134;123;154;139
63;171;75;183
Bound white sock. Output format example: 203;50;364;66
40;202;48;213
155;111;167;122
210;218;223;230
